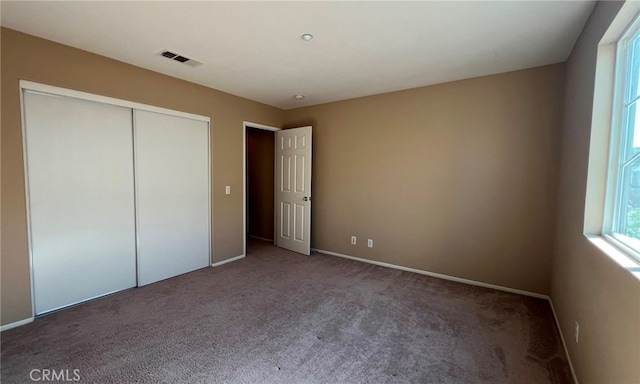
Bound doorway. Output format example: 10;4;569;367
242;122;313;256
243;122;280;256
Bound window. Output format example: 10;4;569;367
605;16;640;261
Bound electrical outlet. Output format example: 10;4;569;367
575;321;579;343
351;236;357;245
367;239;373;248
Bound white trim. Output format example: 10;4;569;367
19;84;38;320
600;1;640;44
20;81;210;123
208;119;213;267
585;41;616;235
312;247;579;382
37;288;132;316
312;248;548;299
242;121;281;259
248;235;274;243
1;317;34;332
243;122;281;132
132;110;141;286
607;15;640;246
586;2;640;266
211;254;245;267
548;300;579;384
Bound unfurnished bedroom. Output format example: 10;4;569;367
1;1;639;384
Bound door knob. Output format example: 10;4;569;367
303;196;311;201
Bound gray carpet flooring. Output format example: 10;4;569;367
1;239;572;383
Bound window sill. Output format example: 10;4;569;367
585;235;640;281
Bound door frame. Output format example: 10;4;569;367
242;121;281;257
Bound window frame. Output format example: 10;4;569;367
603;14;640;264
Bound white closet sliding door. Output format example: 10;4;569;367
134;110;210;286
24;91;137;314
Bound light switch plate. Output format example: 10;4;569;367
225;186;231;195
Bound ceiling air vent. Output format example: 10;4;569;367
157;49;203;68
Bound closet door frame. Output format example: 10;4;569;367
19;80;212;317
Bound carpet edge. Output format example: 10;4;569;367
312;247;578;384
312;248;547;298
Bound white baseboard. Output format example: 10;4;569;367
312;247;577;383
548;300;579;384
0;248;578;384
248;235;274;243
211;254;245;267
1;317;34;332
312;248;547;299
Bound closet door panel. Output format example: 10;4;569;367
24;91;137;314
134;110;210;286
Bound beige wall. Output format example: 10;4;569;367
284;64;565;295
0;28;284;326
4;8;639;381
552;2;640;383
247;128;275;240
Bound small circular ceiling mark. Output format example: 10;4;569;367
301;34;313;41
293;95;305;100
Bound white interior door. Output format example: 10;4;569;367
275;126;312;255
134;110;210;286
24;91;137;314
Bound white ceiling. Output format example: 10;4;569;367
1;1;595;110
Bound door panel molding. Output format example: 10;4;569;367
275;126;312;255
